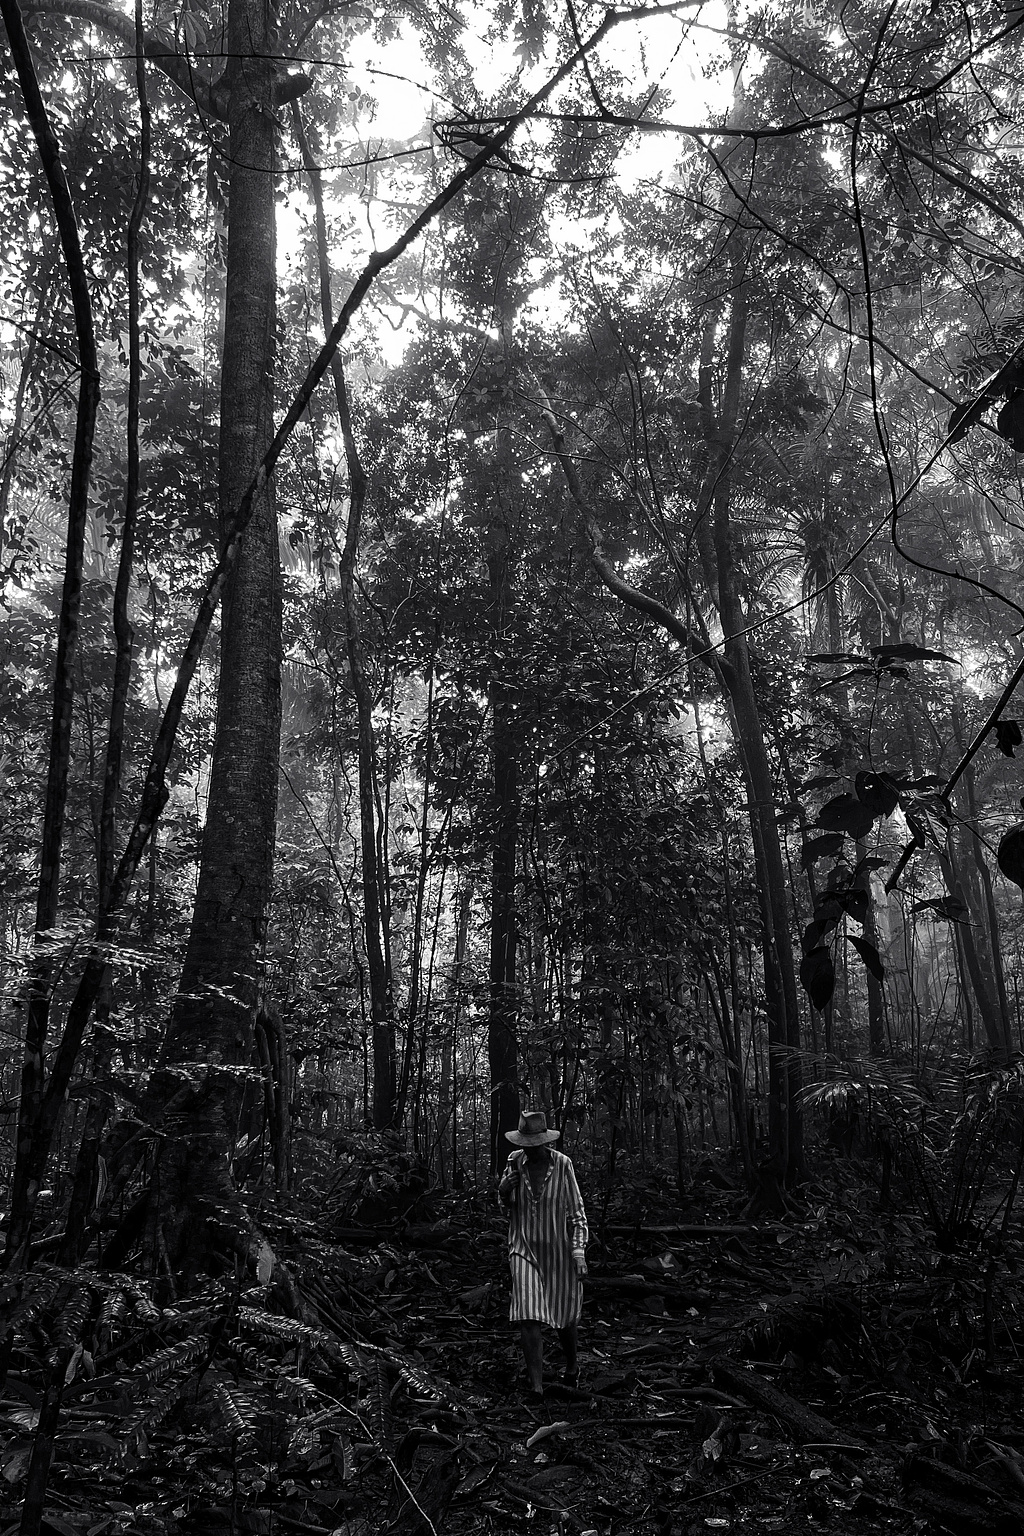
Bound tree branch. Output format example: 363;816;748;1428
885;652;1024;895
21;0;312;115
22;0;227;115
531;379;691;648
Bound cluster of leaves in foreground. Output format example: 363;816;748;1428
0;1248;471;1536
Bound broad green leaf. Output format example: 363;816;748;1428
800;947;835;1010
800;833;844;866
869;642;956;664
817;794;875;840
995;720;1022;757
849;934;884;980
854;771;900;816
834;888;869;924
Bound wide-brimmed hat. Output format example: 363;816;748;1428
506;1109;560;1147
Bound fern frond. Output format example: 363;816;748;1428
365;1356;394;1450
96;1289;128;1351
224;1336;276;1377
382;1352;460;1407
118;1335;204;1391
237;1306;328;1349
118;1278;160;1324
211;1381;260;1444
287;1420;318;1463
118;1369;196;1460
52;1284;94;1350
278;1374;320;1408
336;1341;368;1375
6;1272;62;1333
137;1373;192;1429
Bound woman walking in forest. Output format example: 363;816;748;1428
498;1109;588;1402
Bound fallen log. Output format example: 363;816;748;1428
907;1486;1021;1535
711;1359;867;1450
904;1450;1024;1528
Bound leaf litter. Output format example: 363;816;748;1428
2;1167;1024;1533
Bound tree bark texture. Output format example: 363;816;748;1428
148;0;281;1280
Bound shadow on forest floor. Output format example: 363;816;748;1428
2;1160;1024;1536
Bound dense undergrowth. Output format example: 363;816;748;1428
2;1144;1024;1536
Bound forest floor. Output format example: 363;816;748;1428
3;1154;1024;1536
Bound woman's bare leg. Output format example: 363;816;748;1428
556;1321;578;1377
519;1321;543;1392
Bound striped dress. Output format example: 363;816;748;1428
500;1150;589;1328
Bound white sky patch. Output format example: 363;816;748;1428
347;28;437;143
598;5;729;190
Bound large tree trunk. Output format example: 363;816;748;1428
146;0;281;1282
907;698;1013;1061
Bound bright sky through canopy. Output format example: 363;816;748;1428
284;2;730;360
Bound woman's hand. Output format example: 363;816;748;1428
498;1155;521;1203
572;1250;588;1278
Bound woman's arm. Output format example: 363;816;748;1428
564;1158;589;1262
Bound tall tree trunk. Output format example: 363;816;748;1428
952;695;1013;1056
61;0;151;1266
147;0;281;1281
701;290;803;1183
290;102;395;1128
487;502;520;1170
936;844;1011;1059
437;880;470;1187
1;0;99;1268
908;698;1013;1060
342;431;395;1131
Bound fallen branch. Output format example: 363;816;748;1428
904;1449;1024;1528
712;1359;867;1449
